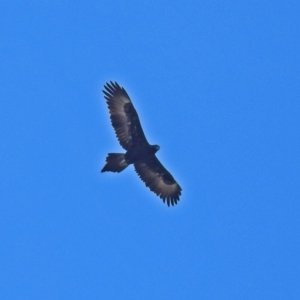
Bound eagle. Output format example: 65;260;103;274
101;81;182;206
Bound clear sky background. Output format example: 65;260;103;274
1;1;299;299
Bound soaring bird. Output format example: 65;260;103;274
101;81;182;206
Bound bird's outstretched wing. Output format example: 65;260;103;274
134;156;182;206
103;81;149;150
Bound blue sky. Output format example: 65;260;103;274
1;1;300;299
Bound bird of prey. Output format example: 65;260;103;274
101;81;182;206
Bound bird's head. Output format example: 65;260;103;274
152;144;160;153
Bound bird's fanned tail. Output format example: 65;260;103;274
101;153;129;173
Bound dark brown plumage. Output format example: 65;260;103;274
101;81;182;206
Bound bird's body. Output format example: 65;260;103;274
101;81;181;206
